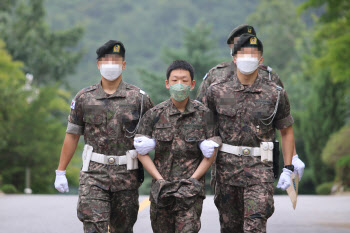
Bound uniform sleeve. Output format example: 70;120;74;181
202;85;216;114
271;72;284;88
141;93;154;116
195;72;212;103
204;110;222;146
273;89;294;130
136;109;155;138
66;93;84;135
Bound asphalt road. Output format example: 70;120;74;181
0;194;349;233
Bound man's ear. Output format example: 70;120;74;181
122;60;126;70
96;60;100;69
233;56;237;64
190;80;196;90
259;56;263;65
165;79;170;89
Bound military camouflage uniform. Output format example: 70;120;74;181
136;99;221;233
196;61;284;191
204;74;294;233
66;81;153;233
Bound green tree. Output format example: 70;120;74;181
298;0;349;187
0;39;78;193
299;0;350;86
0;0;84;85
247;0;306;74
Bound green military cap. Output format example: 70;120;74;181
96;40;126;59
227;24;256;44
233;33;263;55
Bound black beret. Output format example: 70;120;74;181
233;33;263;56
227;24;256;44
96;40;125;59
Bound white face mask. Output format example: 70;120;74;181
99;64;123;81
236;56;261;75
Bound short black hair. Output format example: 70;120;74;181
166;60;194;81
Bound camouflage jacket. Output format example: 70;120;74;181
196;61;284;103
204;74;293;187
66;80;153;190
136;99;222;202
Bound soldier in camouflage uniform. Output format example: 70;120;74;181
196;24;305;190
204;34;296;232
54;40;153;233
134;60;222;233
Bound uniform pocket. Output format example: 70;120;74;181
121;108;140;134
153;124;173;142
216;106;236;118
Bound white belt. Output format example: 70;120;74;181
82;144;138;171
219;143;261;156
90;152;127;165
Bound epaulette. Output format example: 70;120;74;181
275;85;283;91
153;99;170;110
193;100;208;111
210;61;231;71
125;83;148;96
76;83;98;98
259;65;274;80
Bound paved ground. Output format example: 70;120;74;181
0;194;349;233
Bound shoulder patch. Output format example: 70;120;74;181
70;100;76;109
140;89;146;95
203;73;208;80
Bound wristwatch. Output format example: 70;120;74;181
284;165;294;172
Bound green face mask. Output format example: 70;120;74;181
169;83;191;101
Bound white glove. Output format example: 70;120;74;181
54;170;69;193
133;136;156;155
292;154;305;181
276;168;292;190
199;140;219;158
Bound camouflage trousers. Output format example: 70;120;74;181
214;182;275;233
150;198;203;233
77;168;139;233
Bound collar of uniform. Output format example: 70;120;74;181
167;98;196;116
232;73;263;93
94;80;127;99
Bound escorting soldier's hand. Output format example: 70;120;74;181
134;136;156;155
199;140;219;158
276;168;292;190
54;170;69;193
292;155;305;181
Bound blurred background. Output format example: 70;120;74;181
0;0;349;197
